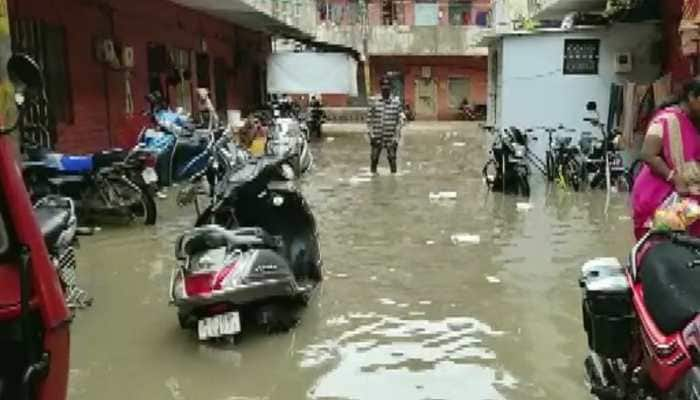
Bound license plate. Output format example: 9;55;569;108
198;311;241;340
142;167;158;184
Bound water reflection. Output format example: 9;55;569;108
69;124;633;400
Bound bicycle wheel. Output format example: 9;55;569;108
546;151;555;182
564;159;581;192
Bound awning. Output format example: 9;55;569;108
169;0;313;41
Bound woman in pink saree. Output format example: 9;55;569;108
632;80;700;239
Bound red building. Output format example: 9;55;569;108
316;0;491;120
8;0;309;152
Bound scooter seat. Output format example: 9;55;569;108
34;206;71;249
641;241;700;335
92;149;127;170
182;226;279;256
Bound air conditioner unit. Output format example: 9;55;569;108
122;46;135;68
614;52;632;73
96;38;118;65
421;66;432;79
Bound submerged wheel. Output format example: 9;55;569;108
518;174;530;197
482;159;499;189
110;177;157;225
564;159;581;192
546;151;555;182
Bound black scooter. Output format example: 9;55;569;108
170;151;322;341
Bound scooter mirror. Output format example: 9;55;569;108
7;53;44;97
586;101;597;112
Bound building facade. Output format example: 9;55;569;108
314;0;491;120
8;0;312;152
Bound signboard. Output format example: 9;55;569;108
267;52;358;95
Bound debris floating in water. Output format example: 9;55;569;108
452;142;466;147
370;275;378;281
349;176;372;185
429;191;458;201
326;137;336;142
450;233;481;245
334;273;349;279
516;202;533;211
618;215;631;221
418;300;432;305
486;275;501;284
425;240;435;245
379;298;397;305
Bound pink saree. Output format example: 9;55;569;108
631;106;700;239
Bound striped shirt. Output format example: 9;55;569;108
367;95;403;145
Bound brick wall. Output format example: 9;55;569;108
370;55;487;120
9;0;270;152
661;0;692;90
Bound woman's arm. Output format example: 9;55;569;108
640;122;688;194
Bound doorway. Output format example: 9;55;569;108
415;77;437;118
386;72;404;102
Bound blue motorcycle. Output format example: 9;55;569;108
138;92;224;191
23;146;158;225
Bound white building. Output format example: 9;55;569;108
482;0;662;156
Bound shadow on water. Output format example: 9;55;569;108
68;123;633;400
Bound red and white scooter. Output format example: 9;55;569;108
0;54;71;400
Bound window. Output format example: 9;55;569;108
214;58;228;112
415;0;439;26
563;39;600;75
448;77;470;109
196;52;211;89
11;19;73;125
448;0;472;25
381;0;404;25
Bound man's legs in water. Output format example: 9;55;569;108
370;142;383;174
387;143;398;174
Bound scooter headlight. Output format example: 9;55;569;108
514;146;525;158
272;195;285;207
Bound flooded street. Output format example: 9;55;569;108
69;123;633;400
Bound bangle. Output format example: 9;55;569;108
666;170;676;182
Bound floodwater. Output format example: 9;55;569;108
69;123;633;400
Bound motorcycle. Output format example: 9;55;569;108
482;126;530;197
170;152;322;341
403;103;415;122
138;91;225;191
461;103;486;121
580;230;700;399
266;111;313;176
580;101;630;192
0;53;71;400
23;146;158;225
307;99;325;139
33;196;92;311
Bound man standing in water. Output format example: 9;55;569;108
367;76;404;174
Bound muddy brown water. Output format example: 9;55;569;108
69;124;633;400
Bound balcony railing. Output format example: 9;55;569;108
316;0;491;27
